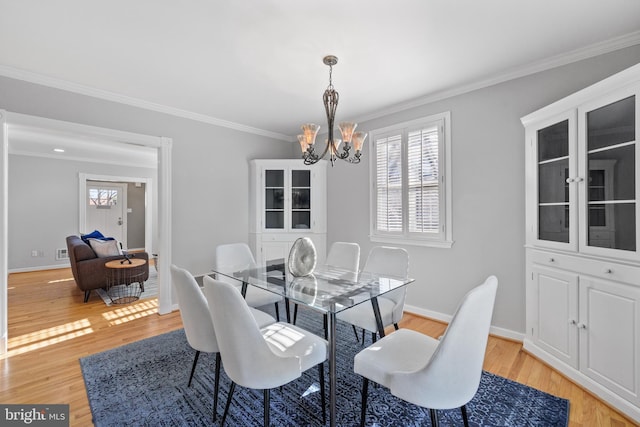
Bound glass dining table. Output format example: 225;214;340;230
212;258;415;427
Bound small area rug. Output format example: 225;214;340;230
96;269;157;306
80;306;569;426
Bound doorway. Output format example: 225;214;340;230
80;175;154;253
85;181;128;246
0;110;174;354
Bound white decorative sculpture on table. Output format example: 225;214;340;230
288;237;317;277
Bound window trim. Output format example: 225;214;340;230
369;111;453;248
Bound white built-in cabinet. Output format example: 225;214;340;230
522;63;640;423
249;159;327;266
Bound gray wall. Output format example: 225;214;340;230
318;45;640;335
1;76;293;276
3;44;640;335
8;155;155;270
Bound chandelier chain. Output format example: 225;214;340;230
328;63;334;90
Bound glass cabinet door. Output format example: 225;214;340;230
585;95;636;252
537;120;571;244
265;169;284;229
291;169;311;229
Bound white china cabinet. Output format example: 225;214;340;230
521;63;640;422
249;159;327;266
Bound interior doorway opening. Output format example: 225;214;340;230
1;110;173;355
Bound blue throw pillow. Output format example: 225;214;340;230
81;230;105;244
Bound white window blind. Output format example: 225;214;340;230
408;125;439;233
376;134;403;232
370;112;453;248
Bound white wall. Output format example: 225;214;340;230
8;154;155;270
0;77;293;277
320;45;640;336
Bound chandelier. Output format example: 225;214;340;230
298;55;367;166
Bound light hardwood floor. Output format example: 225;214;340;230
1;268;637;426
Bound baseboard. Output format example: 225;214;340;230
404;303;525;342
524;339;640;423
8;263;71;274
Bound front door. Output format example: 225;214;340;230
85;181;127;247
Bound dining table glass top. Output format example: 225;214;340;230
212;259;415;315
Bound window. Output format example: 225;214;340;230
370;112;453;247
89;188;118;207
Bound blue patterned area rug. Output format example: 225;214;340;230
80;306;569;426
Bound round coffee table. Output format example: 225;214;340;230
105;258;147;304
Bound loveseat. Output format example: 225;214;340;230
66;235;150;302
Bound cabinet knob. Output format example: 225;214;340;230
568;319;576;325
575;177;584;182
549;258;555;263
603;268;613;274
577;323;587;329
565;177;575;183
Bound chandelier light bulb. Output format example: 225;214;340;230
351;131;367;152
301;123;320;147
338;122;357;144
297;134;309;153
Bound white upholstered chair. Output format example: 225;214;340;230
337;246;409;343
170;265;275;422
215;243;284;321
325;241;361;272
354;275;498;427
203;277;328;427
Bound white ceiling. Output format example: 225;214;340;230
1;0;640;155
7;121;158;168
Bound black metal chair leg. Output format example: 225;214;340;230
84;290;91;303
360;377;369;427
352;325;360;343
361;327;365;344
274;302;280;322
318;363;326;425
461;405;469;427
221;382;236;427
188;350;200;387
429;408;439;427
293;304;299;324
213;352;221;422
394;322;399;330
323;314;328;340
371;332;377;344
264;389;270;427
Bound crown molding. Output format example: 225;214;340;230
352;30;640;126
0;65;292;142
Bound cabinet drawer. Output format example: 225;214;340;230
531;250;640;286
261;233;318;242
590;230;613;240
261;234;293;242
